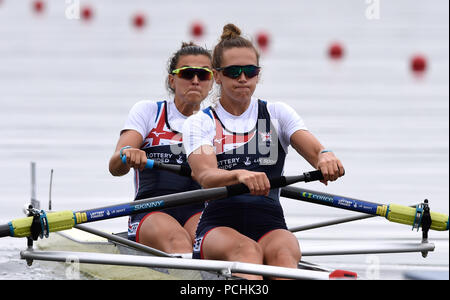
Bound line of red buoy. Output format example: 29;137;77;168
325;41;428;75
20;1;430;75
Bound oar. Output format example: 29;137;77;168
288;203;420;233
280;186;449;232
121;156;192;177
0;169;324;239
124;159;450;232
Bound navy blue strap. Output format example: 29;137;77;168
155;101;165;123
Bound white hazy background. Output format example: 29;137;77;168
0;0;448;279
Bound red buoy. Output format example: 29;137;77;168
81;6;93;21
256;31;270;51
32;0;45;14
191;21;205;38
328;42;344;60
132;13;146;29
410;54;427;73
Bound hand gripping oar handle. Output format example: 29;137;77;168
121;156;323;198
121;157;325;185
121;157;324;198
121;156;192;177
227;170;324;197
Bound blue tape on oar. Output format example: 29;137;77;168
145;159;154;169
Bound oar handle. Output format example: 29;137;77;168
303;169;324;183
121;155;323;197
0;224;10;238
121;156;191;177
121;155;153;168
226;170;323;197
121;158;324;185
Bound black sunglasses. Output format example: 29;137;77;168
171;66;213;81
216;65;261;79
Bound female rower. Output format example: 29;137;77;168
182;24;345;279
109;42;214;254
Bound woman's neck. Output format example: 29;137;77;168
174;98;200;116
219;94;251;116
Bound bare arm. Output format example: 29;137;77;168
188;145;270;195
290;129;344;185
109;130;148;176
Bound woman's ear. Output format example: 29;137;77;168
213;69;221;85
168;74;175;91
208;76;214;91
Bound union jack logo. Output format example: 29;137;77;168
260;131;272;142
142;104;180;148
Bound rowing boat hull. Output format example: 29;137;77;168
37;228;230;280
35;228;341;280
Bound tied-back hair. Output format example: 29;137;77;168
212;24;260;69
210;24;261;107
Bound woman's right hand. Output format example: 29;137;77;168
234;169;271;196
121;147;148;171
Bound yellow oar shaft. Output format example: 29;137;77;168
386;204;448;231
8;211;75;238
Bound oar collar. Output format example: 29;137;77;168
26;206;50;240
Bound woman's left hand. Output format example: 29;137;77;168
317;151;345;185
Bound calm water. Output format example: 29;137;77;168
0;0;448;279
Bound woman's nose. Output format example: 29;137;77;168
237;72;247;82
192;74;200;84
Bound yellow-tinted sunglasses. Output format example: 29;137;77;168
171;66;213;81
